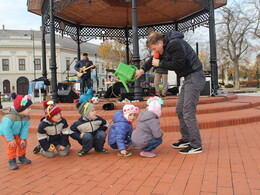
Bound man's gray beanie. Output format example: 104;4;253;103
76;102;95;119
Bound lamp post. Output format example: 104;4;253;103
95;53;99;91
257;67;259;88
101;31;105;42
24;31;36;80
32;31;36;80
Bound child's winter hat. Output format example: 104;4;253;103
123;104;139;121
77;102;95;119
43;100;61;121
11;93;32;113
146;96;164;117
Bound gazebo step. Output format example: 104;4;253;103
27;96;260;121
27;106;260;133
29;94;238;110
2;95;260;134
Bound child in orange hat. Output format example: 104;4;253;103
0;93;33;170
34;100;71;158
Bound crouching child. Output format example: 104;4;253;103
70;102;109;156
132;96;164;158
35;101;71;158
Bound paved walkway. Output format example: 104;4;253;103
0;122;259;195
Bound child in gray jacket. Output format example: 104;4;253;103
132;96;164;158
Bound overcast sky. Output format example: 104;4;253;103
0;0;41;31
0;0;257;61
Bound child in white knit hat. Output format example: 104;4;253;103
108;103;139;157
132;96;164;158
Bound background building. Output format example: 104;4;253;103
0;26;107;95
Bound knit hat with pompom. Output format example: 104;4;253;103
146;96;164;117
43;100;61;122
123;104;139;121
11;93;32;113
76;102;95;119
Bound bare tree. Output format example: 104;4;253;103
216;0;259;89
248;0;260;39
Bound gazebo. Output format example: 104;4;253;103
27;0;227;102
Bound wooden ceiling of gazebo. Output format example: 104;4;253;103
28;0;226;27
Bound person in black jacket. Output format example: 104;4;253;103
74;53;94;94
135;31;205;154
35;101;71;158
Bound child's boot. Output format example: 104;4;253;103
8;158;18;170
18;154;31;164
118;151;132;157
33;145;41;154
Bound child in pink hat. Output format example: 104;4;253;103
132;96;164;158
108;103;139;157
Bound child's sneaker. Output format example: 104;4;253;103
118;151;132;157
78;149;88;156
33;145;41;154
140;151;156;158
95;148;108;154
18;154;31;164
8;158;18;170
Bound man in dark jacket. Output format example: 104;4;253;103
135;31;205;154
74;53;94;94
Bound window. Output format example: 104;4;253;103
35;58;41;70
2;59;9;71
3;80;10;94
19;59;25;71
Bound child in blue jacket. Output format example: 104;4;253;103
108;104;139;157
0;93;33;170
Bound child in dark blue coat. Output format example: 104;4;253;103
70;102;109;156
35;101;71;158
108;104;139;157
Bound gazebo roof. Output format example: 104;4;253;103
28;0;226;28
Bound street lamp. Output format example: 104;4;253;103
101;30;105;42
24;31;36;80
32;31;36;80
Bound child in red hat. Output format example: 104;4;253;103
34;100;71;158
0;93;33;170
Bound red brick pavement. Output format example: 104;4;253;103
0;122;259;195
